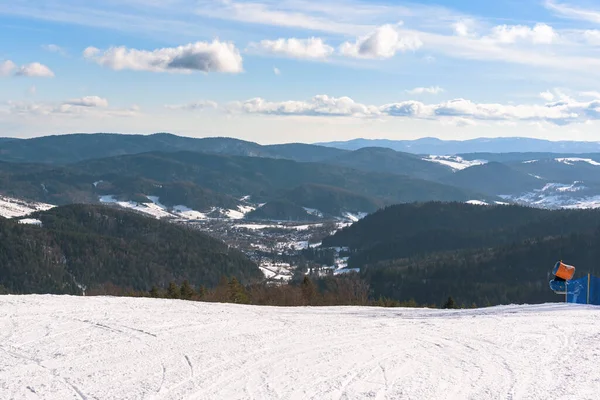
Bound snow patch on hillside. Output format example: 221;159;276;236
466;200;488;206
423;155;487;170
304;207;324;218
343;211;368;222
172;205;207;220
99;195;173;219
18;218;43;226
556;157;600;166
221;204;256;220
99;195;240;221
2;296;599;400
0;195;55;218
225;208;245;219
500;181;600;209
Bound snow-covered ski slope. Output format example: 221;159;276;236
1;296;599;400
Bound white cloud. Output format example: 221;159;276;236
83;46;100;58
487;23;557;44
250;37;334;59
165;101;218;111
540;91;555;101
83;40;243;74
194;0;372;36
6;98;139;118
339;24;423;59
28;86;37;95
274;67;281;75
580;91;600;99
0;60;16;76
64;96;109;108
15;62;55;77
406;86;444;95
1;61;55;78
451;19;479;38
545;0;600;24
453;21;470;37
42;44;67;56
440;117;478;127
3;0;600;76
220;93;600;126
227;95;382;117
582;30;600;45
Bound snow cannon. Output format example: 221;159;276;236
549;261;576;295
553;261;575;280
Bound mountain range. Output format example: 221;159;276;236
317;137;600;154
2;133;600;221
4;133;600;306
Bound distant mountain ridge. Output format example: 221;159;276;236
0;132;347;164
316;137;600;155
4;132;600;215
0;150;492;220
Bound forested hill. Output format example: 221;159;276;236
0;151;493;216
0;204;261;295
322;202;600;306
325;202;600;264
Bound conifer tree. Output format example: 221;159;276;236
214;276;230;302
228;277;249;304
149;285;160;298
180;280;195;300
198;285;206;299
167;281;180;299
443;296;456;309
301;276;316;305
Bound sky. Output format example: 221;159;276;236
3;0;600;144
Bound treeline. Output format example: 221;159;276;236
103;274;454;308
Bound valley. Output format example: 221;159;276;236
4;133;600;301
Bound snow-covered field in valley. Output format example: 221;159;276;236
0;195;54;219
1;296;600;400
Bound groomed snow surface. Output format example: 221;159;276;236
2;296;600;400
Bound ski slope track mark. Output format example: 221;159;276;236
1;296;600;399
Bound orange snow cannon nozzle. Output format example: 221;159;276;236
553;261;575;281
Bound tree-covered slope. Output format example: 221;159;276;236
321;202;600;306
441;162;546;195
246;200;317;221
0;150;493;220
73;151;493;204
323;147;452;180
0;204;261;294
362;228;600;306
324;202;600;265
280;184;383;216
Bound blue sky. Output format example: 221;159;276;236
3;0;600;143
